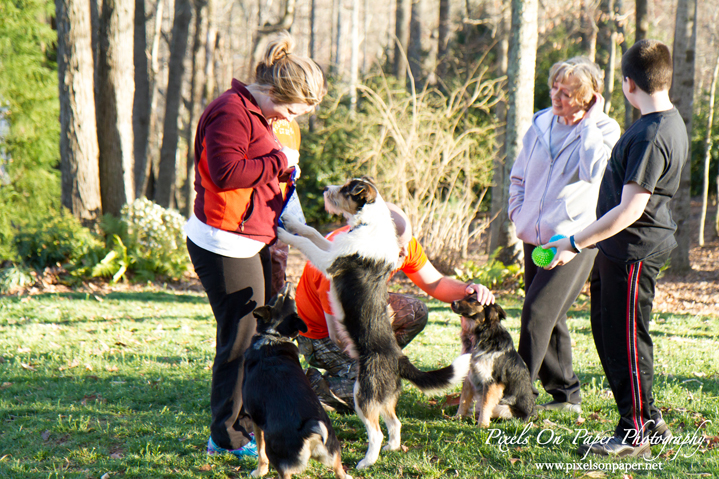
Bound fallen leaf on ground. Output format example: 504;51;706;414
41;430;50;441
580;471;606;478
198;464;213;471
20;362;36;371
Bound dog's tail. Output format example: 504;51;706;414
398;353;470;394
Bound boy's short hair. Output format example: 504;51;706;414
621;39;673;94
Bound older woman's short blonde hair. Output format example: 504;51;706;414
255;31;327;107
548;57;604;110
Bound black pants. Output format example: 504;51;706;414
518;242;597;405
187;238;271;450
591;249;668;442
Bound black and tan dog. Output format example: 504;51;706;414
278;177;470;469
451;296;535;427
242;284;351;479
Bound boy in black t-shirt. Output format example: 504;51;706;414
544;39;688;458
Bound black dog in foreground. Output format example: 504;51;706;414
451;297;535;427
242;284;351;479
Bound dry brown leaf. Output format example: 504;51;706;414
198;464;213;471
581;471;606;478
400;444;409;453
20;362;36;371
509;457;521;465
109;453;123;459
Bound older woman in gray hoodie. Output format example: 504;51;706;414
509;57;620;414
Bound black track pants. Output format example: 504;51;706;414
590;249;668;442
187;238;271;450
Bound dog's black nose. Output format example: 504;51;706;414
323;186;329;193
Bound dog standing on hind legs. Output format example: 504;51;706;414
278;177;470;470
242;283;351;479
451;296;535;427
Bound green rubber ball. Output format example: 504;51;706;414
531;246;555;267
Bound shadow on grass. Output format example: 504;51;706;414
6;291;208;305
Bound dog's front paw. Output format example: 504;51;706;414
356;458;375;470
280;213;301;233
276;227;293;244
251;466;268;478
381;443;401;452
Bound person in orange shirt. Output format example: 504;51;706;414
295;204;495;412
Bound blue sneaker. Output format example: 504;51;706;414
207;435;258;459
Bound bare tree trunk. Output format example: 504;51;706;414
143;0;164;199
363;0;369;74
56;0;103;223
250;0;297;73
204;0;217;103
350;0;360;113
635;0;648;42
134;0;150;198
185;0;209;217
436;0;450;80
334;0;343;75
631;0;649;123
612;0;632;129
97;0;136;216
408;0;423;85
490;0;510;256
669;0;698;273
598;0;616;113
494;0;537;265
394;0;411;80
330;0;338;68
155;0;192;209
700;52;719;246
310;0;316;58
580;0;598;61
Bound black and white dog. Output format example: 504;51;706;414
451;296;535;427
242;284;351;479
278;177;470;469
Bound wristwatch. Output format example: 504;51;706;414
569;235;581;254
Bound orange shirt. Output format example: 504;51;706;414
295;225;428;339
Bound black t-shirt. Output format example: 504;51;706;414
596;108;688;263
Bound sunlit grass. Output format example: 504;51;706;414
1;289;717;478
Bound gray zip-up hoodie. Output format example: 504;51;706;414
508;107;620;246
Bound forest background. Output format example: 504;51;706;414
0;0;718;288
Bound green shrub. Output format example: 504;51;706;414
13;209;104;271
0;0;61;261
94;198;189;283
454;248;524;291
8;199;189;285
0;264;34;293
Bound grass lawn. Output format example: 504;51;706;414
1;288;717;478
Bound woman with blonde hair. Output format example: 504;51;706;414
185;31;326;459
508;57;620;414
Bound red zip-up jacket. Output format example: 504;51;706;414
193;80;289;244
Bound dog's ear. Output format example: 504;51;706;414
349;179;378;205
294;314;308;333
485;304;506;323
275;313;307;338
253;305;272;323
